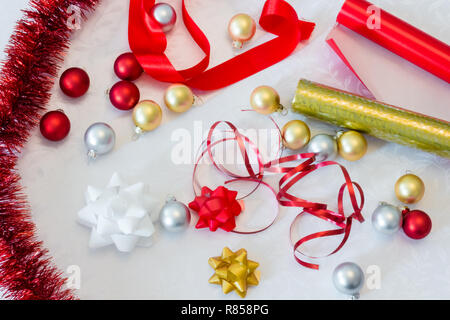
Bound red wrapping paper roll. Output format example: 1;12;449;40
337;0;450;83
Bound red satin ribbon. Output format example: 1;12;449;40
128;0;315;90
192;120;365;269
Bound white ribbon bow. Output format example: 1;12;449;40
77;173;159;252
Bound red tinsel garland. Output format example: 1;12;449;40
0;0;100;300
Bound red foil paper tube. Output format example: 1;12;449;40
337;0;450;83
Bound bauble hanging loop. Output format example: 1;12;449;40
150;2;177;33
132;100;163;140
84;122;116;160
250;86;285;115
228;13;256;48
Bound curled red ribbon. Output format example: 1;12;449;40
192;120;365;269
128;0;315;90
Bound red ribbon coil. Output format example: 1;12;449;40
193;120;365;269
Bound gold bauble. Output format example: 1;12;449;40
250;86;282;115
395;173;425;204
132;100;162;132
228;14;256;48
281;120;311;150
164;84;194;113
337;130;368;161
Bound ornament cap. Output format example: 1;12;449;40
277;104;289;116
232;40;243;49
193;94;204;106
87;149;97;161
335;130;345;139
132;126;144;141
166;195;177;202
350;293;360;300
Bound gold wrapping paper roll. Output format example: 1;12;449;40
292;79;450;158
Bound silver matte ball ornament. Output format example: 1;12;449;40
159;197;191;232
307;134;338;161
371;202;403;235
150;3;177;33
332;262;365;299
84;122;116;160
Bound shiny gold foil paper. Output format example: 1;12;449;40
208;247;260;298
292;79;450;158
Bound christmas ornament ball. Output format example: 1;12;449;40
132;100;163;132
150;3;177;33
109;80;140;111
59;67;90;98
39;110;71;141
114;52;143;81
228;13;256;48
371;203;403;235
395;173;425;204
164;84;194;113
402;210;432;239
332;262;364;298
84;122;116;159
282;120;310;150
159;197;191;232
307;134;338;161
336;131;367;161
250;86;281;115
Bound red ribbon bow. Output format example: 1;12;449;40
128;0;315;90
189;186;243;232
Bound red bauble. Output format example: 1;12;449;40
109;80;140;110
114;52;143;81
59;67;90;97
402;209;432;239
39;110;71;141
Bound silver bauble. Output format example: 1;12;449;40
150;3;177;33
84;122;116;160
333;262;365;299
371;203;402;235
307;134;338;161
159;197;190;232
